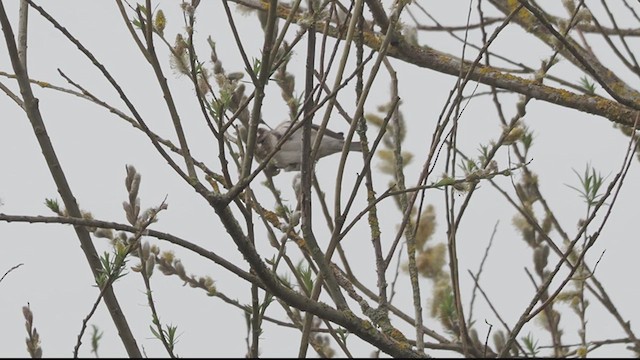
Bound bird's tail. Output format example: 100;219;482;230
348;141;363;152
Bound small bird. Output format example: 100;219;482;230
255;120;363;172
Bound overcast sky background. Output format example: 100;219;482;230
1;1;639;358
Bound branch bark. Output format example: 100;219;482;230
0;3;141;356
229;0;640;127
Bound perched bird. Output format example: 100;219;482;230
255;120;362;172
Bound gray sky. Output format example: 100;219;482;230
1;1;639;357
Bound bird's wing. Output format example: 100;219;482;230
270;121;302;152
310;123;345;140
275;120;345;140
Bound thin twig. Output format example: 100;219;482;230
0;263;24;284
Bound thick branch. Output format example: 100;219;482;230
210;202;423;358
0;3;141;356
230;0;639;127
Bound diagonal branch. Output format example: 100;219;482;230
229;0;640;126
0;3;141;356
